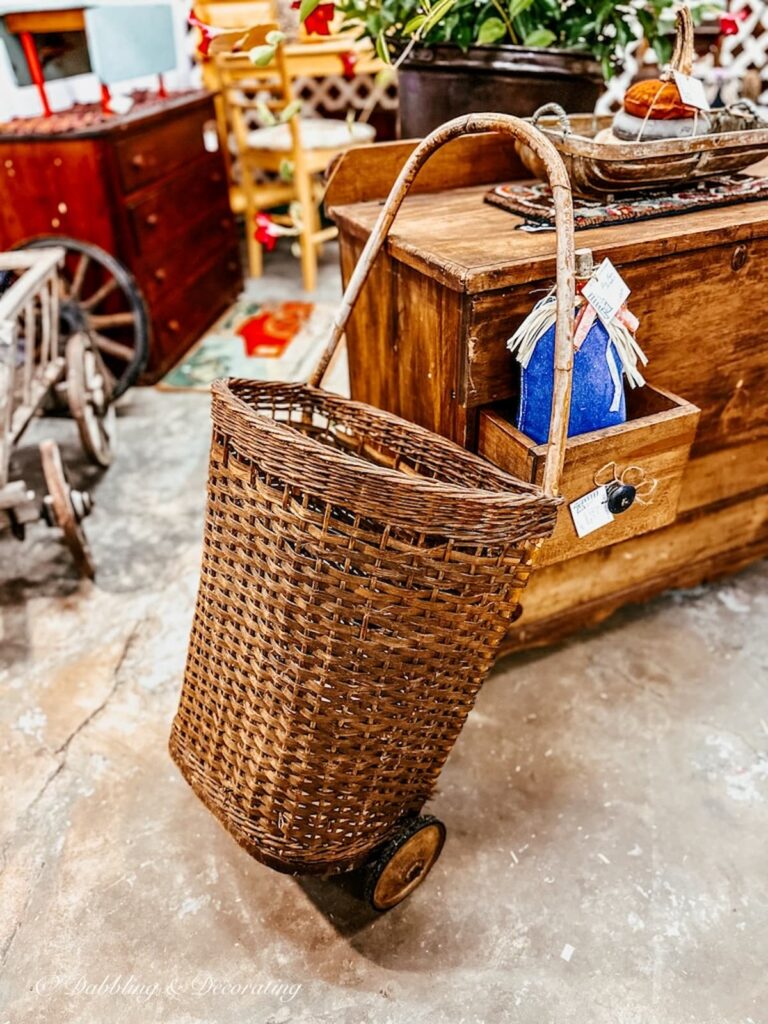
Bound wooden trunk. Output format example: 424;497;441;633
0;93;242;381
325;135;768;654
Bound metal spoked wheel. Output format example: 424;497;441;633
40;440;96;579
363;815;446;912
66;332;116;468
21;236;149;400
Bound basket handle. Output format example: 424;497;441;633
310;112;576;498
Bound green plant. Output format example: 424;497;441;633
315;0;721;79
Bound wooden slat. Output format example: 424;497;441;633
502;491;768;653
5;9;85;32
678;438;768;513
326;135;528;210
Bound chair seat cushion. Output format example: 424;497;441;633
246;117;375;152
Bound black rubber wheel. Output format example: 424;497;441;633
18;236;149;400
364;815;446;912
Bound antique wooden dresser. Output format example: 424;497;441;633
325;135;768;654
0;92;242;380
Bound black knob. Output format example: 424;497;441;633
606;481;636;515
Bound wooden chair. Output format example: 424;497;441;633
214;25;374;291
192;1;278;211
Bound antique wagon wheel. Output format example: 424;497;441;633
363;816;446;912
40;439;96;579
20;236;149;400
65;331;116;468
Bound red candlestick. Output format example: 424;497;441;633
157;73;167;98
19;31;52;118
100;83;112;115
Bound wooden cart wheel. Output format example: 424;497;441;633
65;332;116;468
19;236;149;400
364;816;446;912
40;440;96;580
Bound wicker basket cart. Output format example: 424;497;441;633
170;113;576;911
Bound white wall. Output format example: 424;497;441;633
0;0;198;121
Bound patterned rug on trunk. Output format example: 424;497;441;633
159;297;336;391
485;172;768;232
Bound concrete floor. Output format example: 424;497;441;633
2;247;767;1024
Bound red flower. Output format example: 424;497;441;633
292;0;335;36
188;11;221;56
720;7;749;36
254;213;280;251
340;50;358;80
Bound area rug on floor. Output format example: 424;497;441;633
159;297;336;391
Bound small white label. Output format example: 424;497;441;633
581;258;630;327
569;485;614;538
203;123;220;153
672;70;711;112
109;94;134;115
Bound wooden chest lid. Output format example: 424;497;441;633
326;135;768;294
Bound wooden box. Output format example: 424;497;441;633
0;93;242;381
325;135;768;653
479;385;700;565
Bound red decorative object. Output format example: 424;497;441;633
236;301;314;356
340;50;358;80
19;31;52;118
292;0;335;36
720;7;749;36
188;11;222;56
100;83;112;116
254;213;280;250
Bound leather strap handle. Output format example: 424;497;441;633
310;112;576;497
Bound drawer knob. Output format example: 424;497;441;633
731;244;748;271
606;481;636;515
145;213;160;227
131;153;146;168
155;268;167;281
167;319;180;333
220;217;231;229
210;171;223;183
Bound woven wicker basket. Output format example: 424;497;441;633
170;113;576;877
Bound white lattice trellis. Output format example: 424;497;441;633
720;0;768;100
293;72;398;114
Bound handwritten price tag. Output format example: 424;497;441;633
672;70;710;112
569;486;614;538
581;258;630;326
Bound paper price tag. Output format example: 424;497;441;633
569;486;614;539
109;94;134;115
672;70;710;112
581;258;630;327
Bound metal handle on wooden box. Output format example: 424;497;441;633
309;112;576;498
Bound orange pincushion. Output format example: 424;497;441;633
624;79;698;120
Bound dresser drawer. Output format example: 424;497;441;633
126;156;231;259
149;244;242;373
136;219;239;307
479;384;700;566
115;105;212;194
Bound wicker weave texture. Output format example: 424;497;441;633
169;380;560;874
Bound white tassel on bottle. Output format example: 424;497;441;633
507;289;648;389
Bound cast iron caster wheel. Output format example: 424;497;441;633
66;331;116;468
364;815;446;912
40;440;96;580
20;236;149;400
